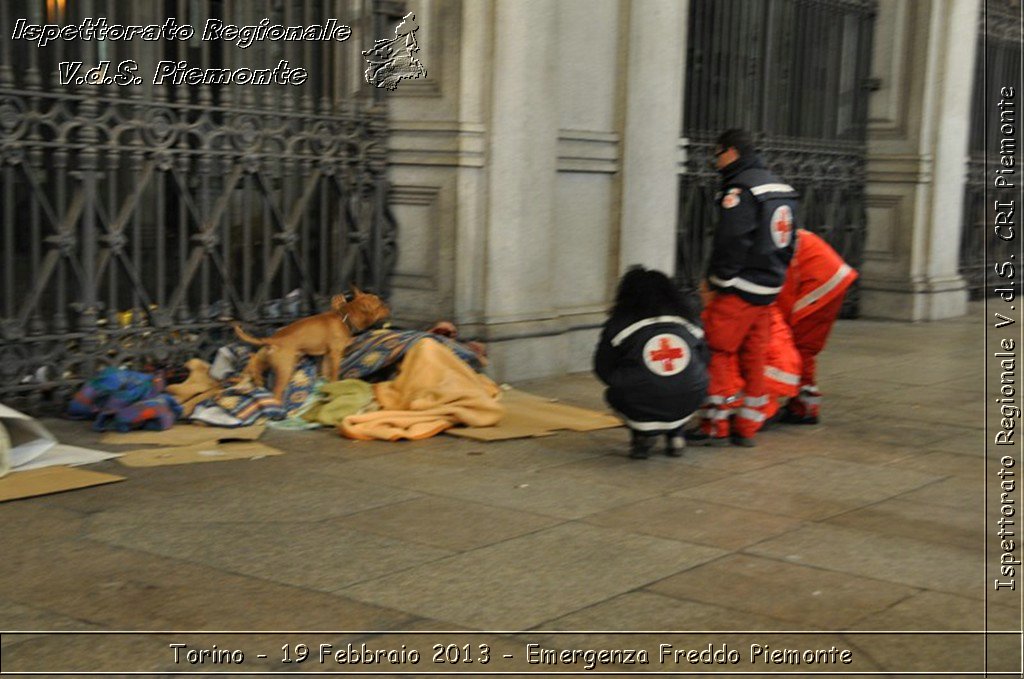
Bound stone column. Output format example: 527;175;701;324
618;0;689;276
861;0;980;320
482;0;560;325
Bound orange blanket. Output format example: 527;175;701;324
339;338;504;440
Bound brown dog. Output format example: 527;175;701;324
233;287;390;402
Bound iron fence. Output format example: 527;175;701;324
0;0;399;413
677;0;876;317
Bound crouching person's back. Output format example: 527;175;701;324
594;267;709;459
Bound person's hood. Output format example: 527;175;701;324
719;153;766;183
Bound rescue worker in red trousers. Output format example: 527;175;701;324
773;229;858;424
689;129;797;447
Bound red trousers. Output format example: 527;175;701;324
701;293;772;438
787;292;844;418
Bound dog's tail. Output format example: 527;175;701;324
232;323;268;346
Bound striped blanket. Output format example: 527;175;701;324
338;329;484;380
190;329;483;427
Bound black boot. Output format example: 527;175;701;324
780;407;819;425
664;427;686;457
760;409;784;431
685;430;730;447
630;430;655;459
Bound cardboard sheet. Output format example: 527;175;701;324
14;444;121;472
100;423;266;447
446;389;622;441
117;441;283;467
0;404;119;477
0;466;125;503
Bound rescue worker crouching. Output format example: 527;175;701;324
690;129;797;447
594;267;709;459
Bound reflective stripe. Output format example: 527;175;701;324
621;411;696;432
750;183;796;196
610;315;703;347
793;264;854;314
797;394;822;406
744;395;770;408
705;395;727;405
708;409;732;421
800;384;820;394
735;407;767;422
765;366;801;385
679;318;705;340
708;275;783;295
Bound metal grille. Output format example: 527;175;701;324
0;0;398;413
677;0;876;317
960;0;1021;299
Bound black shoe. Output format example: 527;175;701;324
779;409;801;424
685;431;730;447
760;410;784;431
780;410;819;425
665;433;686;457
731;435;756;447
630;432;655;459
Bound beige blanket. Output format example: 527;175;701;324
340;338;504;440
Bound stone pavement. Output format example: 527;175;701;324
0;305;1012;677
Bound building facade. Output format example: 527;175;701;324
387;0;1000;382
0;0;1015;405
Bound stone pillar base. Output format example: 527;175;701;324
483;329;601;383
859;275;969;321
461;315;604;382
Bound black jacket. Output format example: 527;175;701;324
708;155;798;305
593;314;709;432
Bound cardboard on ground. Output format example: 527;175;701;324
0;466;125;503
100;423;266;447
447;389;622;441
0;403;120;477
118;441;283;467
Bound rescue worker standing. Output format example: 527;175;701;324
690;129;797;447
774;229;858;424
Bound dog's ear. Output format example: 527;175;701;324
349;283;363;297
330;294;347;313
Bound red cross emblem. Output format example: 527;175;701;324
770;205;793;248
643;334;690;376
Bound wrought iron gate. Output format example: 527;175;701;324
0;0;399;413
677;0;876;317
960;0;1021;298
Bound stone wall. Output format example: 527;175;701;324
385;0;688;381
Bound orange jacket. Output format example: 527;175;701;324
775;230;858;325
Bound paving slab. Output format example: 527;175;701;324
332;496;563;552
541;452;733;494
583;496;805;551
673;456;942;520
849;590;1019;631
745;524;981;597
824;497;982;552
0;537;415;630
647;554;919;630
87;521;455;592
340;523;725;630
